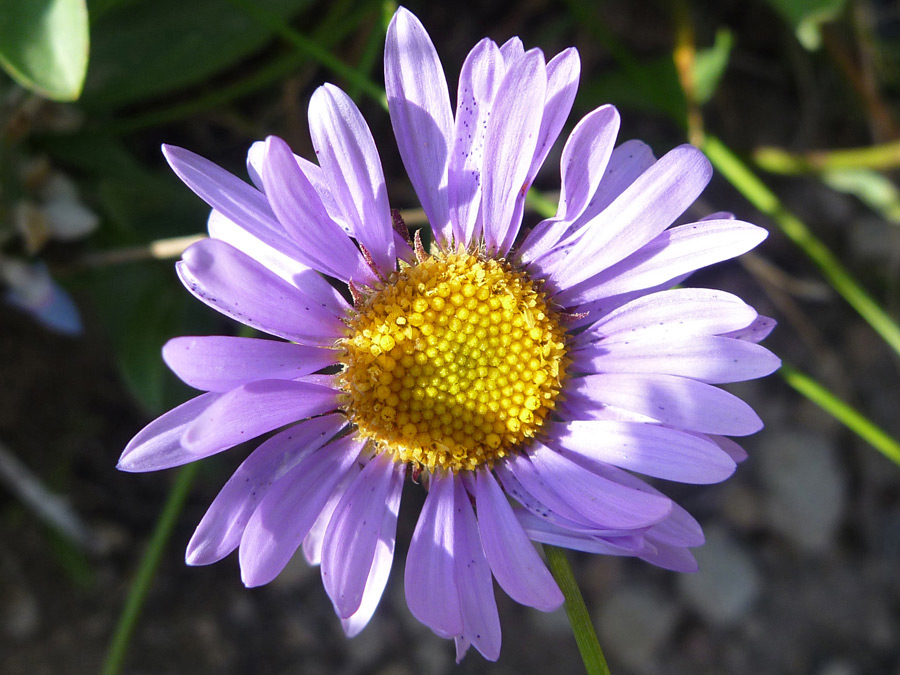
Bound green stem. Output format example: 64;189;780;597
781;364;900;466
544;545;611;675
754;139;900;174
225;0;387;109
102;463;199;675
702;134;900;360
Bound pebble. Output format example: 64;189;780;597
596;586;679;674
678;526;761;627
756;429;846;553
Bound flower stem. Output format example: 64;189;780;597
102;463;199;675
781;363;900;466
544;545;611;675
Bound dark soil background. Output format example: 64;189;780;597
3;1;900;673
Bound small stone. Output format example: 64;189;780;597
596;586;679;674
1;584;40;640
756;429;846;553
678;526;760;626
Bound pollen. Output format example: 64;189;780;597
337;249;568;473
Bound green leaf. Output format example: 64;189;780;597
762;0;847;50
82;0;311;108
821;168;900;224
693;28;733;104
0;0;90;101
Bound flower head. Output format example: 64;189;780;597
119;7;779;662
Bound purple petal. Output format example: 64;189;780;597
177;238;346;344
261;135;374;283
475;469;562;611
303;469;357;566
340;462;404;637
497;47;580;254
558;220;769;306
517;105;621;263
481;49;547;255
535;145;712;288
207;210;350;323
183;379;338;455
322;453;400;618
247;140;353;234
517;512;649;557
448;38;503;246
555;420;737;484
163;336;336;392
309;84;394;274
186;414;345;565
499;37;524;64
239;436;364;587
405;471;464;638
573;288;757;348
453;477;501;661
710;435;749;463
568;139;656;232
385;7;454;247
567;372;763;436
645;503;705;548
509;443;672;529
639;537;698;572
722;315;777;343
161;145;316;264
495;463;635;536
118;392;220;472
575;334;782;384
535;144;712;289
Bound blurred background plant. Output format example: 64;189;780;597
2;0;900;673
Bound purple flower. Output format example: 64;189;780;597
119;7;779;662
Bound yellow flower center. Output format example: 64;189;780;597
337;249;567;473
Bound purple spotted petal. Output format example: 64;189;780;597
534;145;712;289
508;443;672;529
723;315;777;343
163;336;336;392
340;462;404;637
183;379;338;455
575;335;781;384
405;471;464;638
309;84;394;274
117;392;220;472
177;238;345;344
475;469;562;611
555;420;736;484
573;288;757;347
567;373;762;436
453;477;501;661
239;436;364;587
481;49;547;255
385;7;454;247
322;453;400;618
497;47;580;254
558;219;769;306
261;135;374;283
186;414;345;565
449;38;503;245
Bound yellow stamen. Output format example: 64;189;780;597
337;249;567;472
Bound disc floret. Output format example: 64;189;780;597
338;249;567;472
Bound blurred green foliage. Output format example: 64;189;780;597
0;0;89;101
